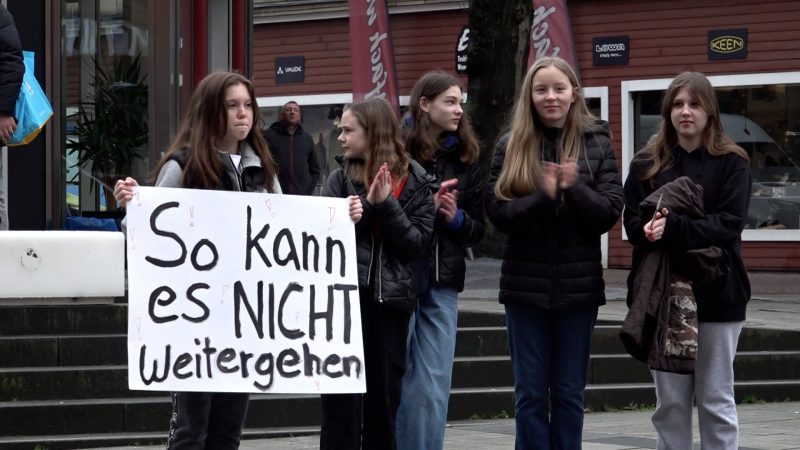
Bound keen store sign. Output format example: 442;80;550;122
708;29;747;61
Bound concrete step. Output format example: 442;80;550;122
0;394;321;437
3;306;800;447
3;349;800;403
0;334;127;367
0;304;127;336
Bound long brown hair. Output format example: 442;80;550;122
154;71;278;191
344;97;409;186
494;56;597;200
405;70;479;164
636;71;749;182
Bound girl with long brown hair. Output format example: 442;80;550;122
320;97;435;450
395;70;484;450
623;71;751;449
113;71;280;449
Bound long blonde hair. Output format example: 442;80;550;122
494;56;597;200
344;97;409;186
635;71;748;182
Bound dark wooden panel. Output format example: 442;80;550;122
252;10;467;97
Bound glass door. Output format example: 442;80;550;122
62;0;150;220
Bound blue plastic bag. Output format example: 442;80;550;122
7;51;53;146
64;216;119;232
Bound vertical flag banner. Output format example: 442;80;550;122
348;0;401;114
529;0;580;76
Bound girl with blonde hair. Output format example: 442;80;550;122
486;56;623;449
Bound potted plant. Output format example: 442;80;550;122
67;53;148;212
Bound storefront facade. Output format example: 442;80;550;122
252;0;800;270
6;0;251;230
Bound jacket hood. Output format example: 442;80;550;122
269;120;305;135
585;119;611;139
237;142;270;173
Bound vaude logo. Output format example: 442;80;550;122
710;36;743;54
278;66;302;74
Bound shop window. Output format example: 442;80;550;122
260;103;345;191
623;73;800;239
62;0;150;220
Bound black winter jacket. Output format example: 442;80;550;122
415;139;485;292
623;145;751;322
0;6;23;117
324;159;435;312
486;121;624;310
263;121;320;195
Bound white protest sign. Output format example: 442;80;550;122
126;187;364;394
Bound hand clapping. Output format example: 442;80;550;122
542;159;578;199
366;163;392;205
435;178;459;223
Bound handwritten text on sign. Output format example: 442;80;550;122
126;187;364;394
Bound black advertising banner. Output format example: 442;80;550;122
455;26;469;74
592;36;629;66
708;29;747;61
275;56;305;84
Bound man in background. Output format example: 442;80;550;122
263;101;320;195
0;3;23;230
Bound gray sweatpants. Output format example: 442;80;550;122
651;321;743;450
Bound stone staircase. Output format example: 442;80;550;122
1;305;800;449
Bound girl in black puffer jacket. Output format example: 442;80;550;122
395;71;484;450
486;56;623;450
319;97;435;450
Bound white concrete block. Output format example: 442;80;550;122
0;231;125;298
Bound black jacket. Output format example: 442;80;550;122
263;121;320;195
621;177;727;374
415;139;485;292
624;145;752;322
0;5;23;117
486;121;624;309
324;159;435;312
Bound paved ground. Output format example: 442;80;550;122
106;258;800;450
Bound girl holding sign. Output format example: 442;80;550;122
320;97;435;450
113;71;280;450
395;71;484;450
485;57;623;449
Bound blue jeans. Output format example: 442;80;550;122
395;284;459;450
505;303;598;450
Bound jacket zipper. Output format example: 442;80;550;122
377;244;384;302
224;154;243;191
375;177;432;303
435;240;440;282
366;231;375;288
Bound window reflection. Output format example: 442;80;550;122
261;104;344;191
62;0;149;218
633;83;800;230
